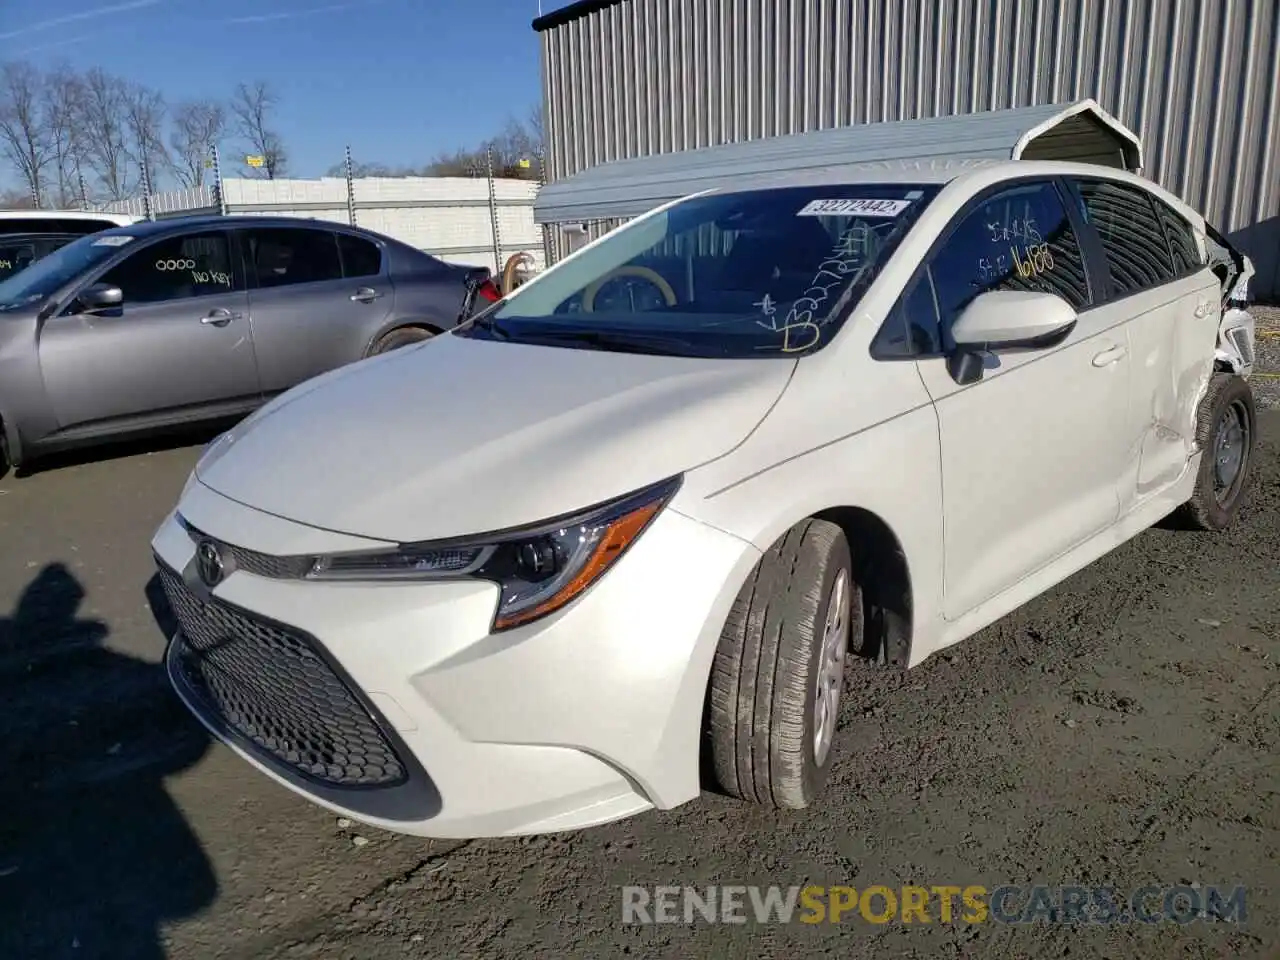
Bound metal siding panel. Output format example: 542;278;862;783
537;0;1279;296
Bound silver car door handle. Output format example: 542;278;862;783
351;287;384;303
200;309;241;326
1092;344;1127;367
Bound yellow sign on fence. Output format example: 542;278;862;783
245;155;265;168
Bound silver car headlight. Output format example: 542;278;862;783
305;475;682;631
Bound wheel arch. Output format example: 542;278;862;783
811;505;915;669
362;319;444;358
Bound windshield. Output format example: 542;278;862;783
461;183;938;358
0;230;136;311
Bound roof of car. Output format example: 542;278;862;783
93;214;390;238
0;210;139;225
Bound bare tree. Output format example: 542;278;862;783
76;67;133;200
43;65;87;207
169;100;225;188
424;109;545;181
122;82;169;195
0;61;51;207
0;186;37;210
230;81;287;179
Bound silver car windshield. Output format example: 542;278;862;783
0;232;136;311
467;183;938;358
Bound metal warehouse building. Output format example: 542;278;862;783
531;0;1280;299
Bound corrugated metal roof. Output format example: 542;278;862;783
531;0;626;32
534;99;1142;225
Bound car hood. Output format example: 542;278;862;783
196;333;795;543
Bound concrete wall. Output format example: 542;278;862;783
101;176;545;275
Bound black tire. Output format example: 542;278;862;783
1174;372;1256;531
372;326;435;354
707;518;860;809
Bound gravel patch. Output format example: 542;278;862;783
1252;304;1280;410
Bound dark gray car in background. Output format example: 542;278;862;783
0;215;491;474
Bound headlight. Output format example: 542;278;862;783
305;475;682;631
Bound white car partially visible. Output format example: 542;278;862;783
151;158;1258;839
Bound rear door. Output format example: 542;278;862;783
241;225;394;394
37;228;259;430
1067;177;1222;508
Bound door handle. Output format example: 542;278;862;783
1092;344;1127;367
351;287;384;303
200;308;241;327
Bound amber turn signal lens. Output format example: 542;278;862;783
492;499;664;630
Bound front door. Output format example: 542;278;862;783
38;229;260;430
908;179;1132;620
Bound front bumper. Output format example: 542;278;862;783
152;479;759;838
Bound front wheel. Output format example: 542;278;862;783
706;519;861;809
1175;372;1257;531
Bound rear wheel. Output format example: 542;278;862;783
707;519;860;809
1175;372;1256;531
372;326;434;354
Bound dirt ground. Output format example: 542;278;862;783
1253;304;1280;410
0;410;1276;959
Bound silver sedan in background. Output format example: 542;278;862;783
0;215;492;475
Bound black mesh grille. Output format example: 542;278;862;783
224;543;313;580
158;564;407;788
180;520;312;580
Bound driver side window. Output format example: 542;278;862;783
97;231;240;305
929;181;1090;352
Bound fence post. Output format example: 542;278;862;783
140;154;154;221
345;145;357;226
485;143;502;276
211;142;227;216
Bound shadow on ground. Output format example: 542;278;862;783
0;563;214;960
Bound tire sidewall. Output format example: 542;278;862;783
792;532;855;802
374;328;433;354
1197;375;1256;526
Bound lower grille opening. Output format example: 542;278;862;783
158;564;407;789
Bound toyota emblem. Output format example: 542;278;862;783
195;539;225;587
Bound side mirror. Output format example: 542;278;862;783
946;290;1077;384
77;283;124;315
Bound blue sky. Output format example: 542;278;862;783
1;0;557;178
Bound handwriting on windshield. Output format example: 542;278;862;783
758;223;881;352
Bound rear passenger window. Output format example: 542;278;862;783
245;228;342;289
1075;180;1176;296
1154;201;1205;275
337;233;382;278
924;181;1090;352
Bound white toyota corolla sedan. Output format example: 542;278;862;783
152;158;1258;839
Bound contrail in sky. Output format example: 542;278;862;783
0;0;164;41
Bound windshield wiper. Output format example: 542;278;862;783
518;327;699;356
